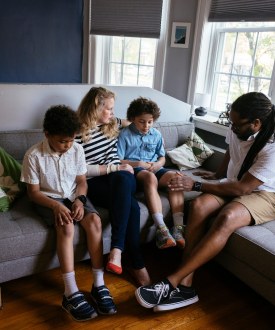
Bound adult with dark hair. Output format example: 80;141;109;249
135;92;275;312
76;87;151;286
21;105;116;322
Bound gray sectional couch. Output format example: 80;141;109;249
0;121;274;307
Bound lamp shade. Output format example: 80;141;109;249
194;93;211;108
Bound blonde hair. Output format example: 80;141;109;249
77;87;119;142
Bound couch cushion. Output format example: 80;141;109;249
0;129;44;162
0;196;88;264
154;122;194;150
154;122;194;167
221;221;275;282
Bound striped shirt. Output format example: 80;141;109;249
75;117;122;165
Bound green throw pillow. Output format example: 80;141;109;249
186;131;214;165
167;132;214;170
0;147;25;212
167;144;201;170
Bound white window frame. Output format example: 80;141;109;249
189;0;275;136
209;25;275;112
86;0;170;92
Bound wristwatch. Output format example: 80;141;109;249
193;181;203;192
75;195;87;205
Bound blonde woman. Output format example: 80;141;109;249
76;87;150;286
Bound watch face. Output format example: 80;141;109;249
194;182;202;191
77;195;87;205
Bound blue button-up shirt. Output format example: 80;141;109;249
117;123;165;162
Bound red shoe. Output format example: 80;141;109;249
106;261;122;275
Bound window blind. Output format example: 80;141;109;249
90;0;163;38
209;0;275;22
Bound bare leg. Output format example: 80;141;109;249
137;170;177;249
80;213;103;269
128;267;151;286
56;223;75;273
137;171;162;214
167;197;253;288
159;172;184;214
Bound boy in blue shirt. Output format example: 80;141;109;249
117;97;185;249
21;105;116;321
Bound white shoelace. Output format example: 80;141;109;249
147;282;171;304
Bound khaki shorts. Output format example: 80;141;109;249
211;191;275;225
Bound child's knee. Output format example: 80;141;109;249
87;213;102;231
140;171;157;184
57;222;74;238
163;171;176;181
158;171;175;187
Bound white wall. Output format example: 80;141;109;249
0;84;191;130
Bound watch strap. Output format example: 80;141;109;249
75;195;87;205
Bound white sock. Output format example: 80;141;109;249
152;212;166;228
92;268;105;287
173;212;184;227
62;271;79;297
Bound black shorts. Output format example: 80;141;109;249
134;167;170;181
33;197;98;226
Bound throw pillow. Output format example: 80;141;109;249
186;131;214;165
167;144;201;170
0;147;25;212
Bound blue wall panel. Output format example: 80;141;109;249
0;0;83;83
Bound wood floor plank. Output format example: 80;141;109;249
0;244;274;330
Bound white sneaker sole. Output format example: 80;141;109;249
62;305;98;321
153;295;199;312
135;289;156;308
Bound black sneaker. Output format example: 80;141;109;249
135;279;175;308
62;291;98;321
153;284;199;312
91;285;117;315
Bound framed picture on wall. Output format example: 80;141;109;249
170;22;191;48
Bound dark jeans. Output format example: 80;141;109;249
87;171;144;269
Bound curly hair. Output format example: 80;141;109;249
127;97;161;121
43;105;80;136
230;92;275;180
77;87;118;142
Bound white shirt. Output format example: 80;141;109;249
226;129;275;192
21;138;87;200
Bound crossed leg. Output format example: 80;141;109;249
167;193;253;288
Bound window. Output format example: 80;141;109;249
210;22;275;113
108;36;157;87
91;35;160;88
88;1;169;91
191;1;275;117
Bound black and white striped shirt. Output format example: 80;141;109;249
75;118;122;165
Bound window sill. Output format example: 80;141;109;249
192;114;228;137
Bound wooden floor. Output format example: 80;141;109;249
1;244;274;330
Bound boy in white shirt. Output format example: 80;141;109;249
21;105;116;321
